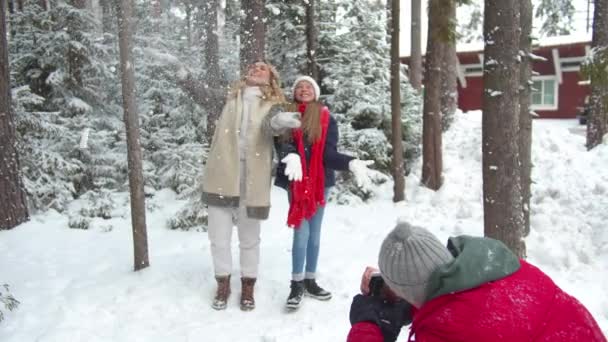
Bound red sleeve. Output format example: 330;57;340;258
347;322;384;342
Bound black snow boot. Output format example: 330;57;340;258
286;280;305;310
304;278;332;300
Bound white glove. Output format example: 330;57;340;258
349;159;374;188
271;112;301;131
281;153;303;182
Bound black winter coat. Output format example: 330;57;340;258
274;114;354;190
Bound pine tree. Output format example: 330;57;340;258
0;284;20;323
535;0;575;37
266;0;306;86
9;1;123;213
457;2;483;43
305;0;320;81
317;0;422;199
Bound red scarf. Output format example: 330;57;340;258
287;103;330;228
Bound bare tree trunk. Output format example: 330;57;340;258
68;0;86;87
8;0;15;38
421;0;445;190
519;0;533;236
239;0;265;73
117;0;150;271
386;0;391;44
439;2;457;131
71;0;86;9
0;0;29;230
410;0;422;91
202;0;226;144
305;0;319;81
390;0;405;202
203;0;221;89
151;0;161;18
586;0;608;150
16;0;23;12
482;0;525;258
101;0;113;33
185;2;192;48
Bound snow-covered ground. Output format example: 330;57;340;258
1;111;606;341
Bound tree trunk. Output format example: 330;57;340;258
0;0;29;230
519;0;533;236
410;0;422;91
16;0;23;12
390;0;405;202
101;0;113;33
71;0;86;9
482;0;525;258
305;0;319;81
439;1;457;131
239;0;265;74
185;2;192;48
202;0;226;144
8;0;15;38
421;0;445;190
386;0;392;44
117;0;150;271
68;0;86;87
586;0;608;150
151;0;161;18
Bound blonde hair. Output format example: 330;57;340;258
228;61;286;102
284;101;324;144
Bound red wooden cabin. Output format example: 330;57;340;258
402;35;592;119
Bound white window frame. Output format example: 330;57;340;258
531;76;559;111
560;56;585;72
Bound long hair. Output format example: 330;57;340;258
284;101;324;144
228;61;286;102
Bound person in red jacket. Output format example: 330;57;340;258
347;222;606;342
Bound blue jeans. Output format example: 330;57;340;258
291;189;328;281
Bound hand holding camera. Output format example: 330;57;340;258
360;266;400;302
349;266;412;342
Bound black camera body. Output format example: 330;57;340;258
369;273;385;297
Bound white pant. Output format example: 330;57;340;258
207;205;261;278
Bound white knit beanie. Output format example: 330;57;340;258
292;75;320;101
378;222;454;307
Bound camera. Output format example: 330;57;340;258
369;273;385;297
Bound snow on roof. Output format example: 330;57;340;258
401;33;592;58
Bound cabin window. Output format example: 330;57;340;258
561;60;581;70
461;64;483;76
531;78;558;110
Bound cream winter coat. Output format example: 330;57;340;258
202;87;282;219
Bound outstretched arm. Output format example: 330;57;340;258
324;115;355;171
262;104;301;137
176;71;226;109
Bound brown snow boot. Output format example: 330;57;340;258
212;275;231;310
240;277;256;311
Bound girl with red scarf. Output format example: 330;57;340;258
274;76;373;311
